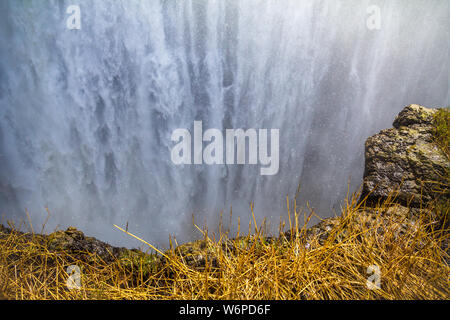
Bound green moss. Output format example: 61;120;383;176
117;249;160;275
433;108;450;159
431;108;450;229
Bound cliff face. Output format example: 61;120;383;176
361;104;449;207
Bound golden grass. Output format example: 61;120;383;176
0;190;448;300
433;108;450;158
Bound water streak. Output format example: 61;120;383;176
0;0;448;247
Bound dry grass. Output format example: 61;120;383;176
433;108;450;158
0;190;448;300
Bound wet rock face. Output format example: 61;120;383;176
361;104;449;206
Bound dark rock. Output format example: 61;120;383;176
393;104;437;128
361;104;449;207
47;227;128;263
1;223;161;287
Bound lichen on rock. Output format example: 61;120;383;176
361;104;449;207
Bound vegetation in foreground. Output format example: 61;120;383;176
0;190;448;300
0;106;448;300
433;107;450;157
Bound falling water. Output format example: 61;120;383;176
0;0;448;248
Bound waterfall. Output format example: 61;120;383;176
0;0;448;248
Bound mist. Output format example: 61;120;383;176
0;0;448;249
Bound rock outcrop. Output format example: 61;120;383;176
46;227;128;263
0;224;158;269
361;104;449;207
